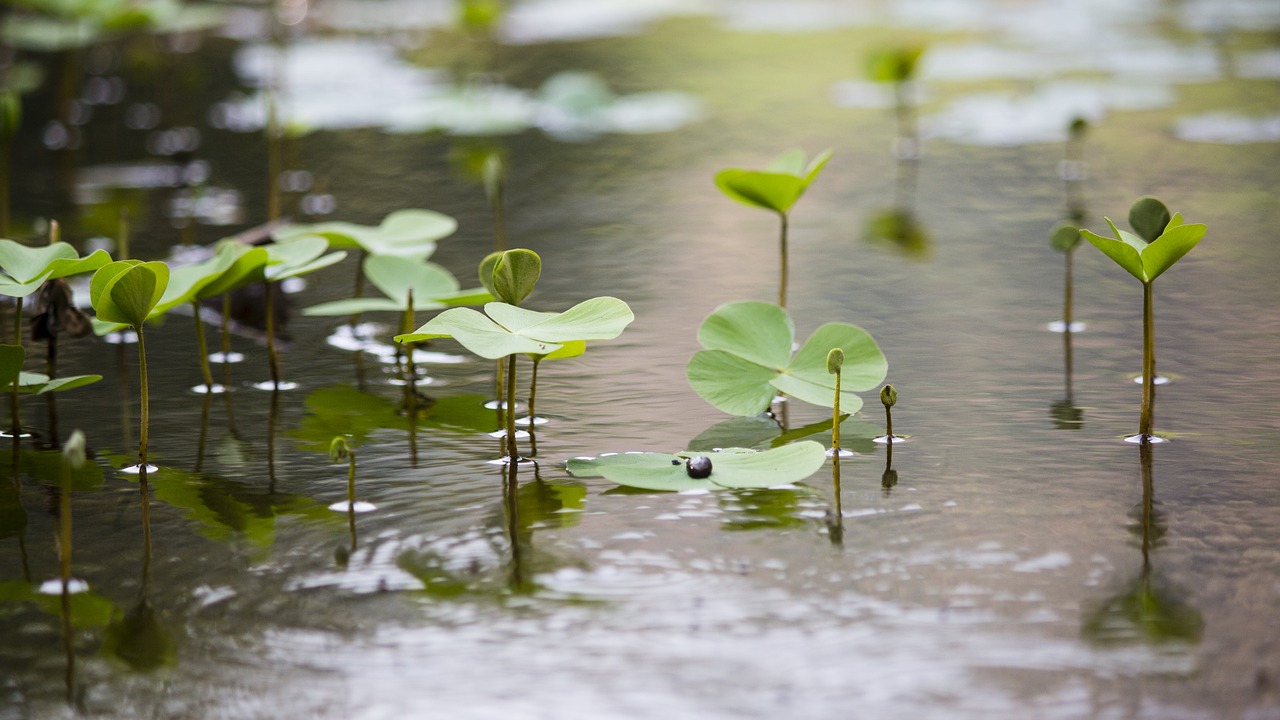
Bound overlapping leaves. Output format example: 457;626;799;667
687;301;886;416
303;255;489;316
394;297;633;360
1080;198;1206;284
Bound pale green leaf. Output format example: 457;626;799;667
1082;226;1145;282
687;349;781;417
697;301;792;370
1141;222;1207;282
0;239;77;283
395;307;560;358
566;442;829;491
514;297;634;342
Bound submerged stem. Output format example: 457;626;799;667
778;212;789;309
1140;281;1155;440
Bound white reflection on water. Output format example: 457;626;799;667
1174;113;1280;144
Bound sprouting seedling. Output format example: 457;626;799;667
1050;223;1084;334
714;148;833;308
866;45;925;156
0;230;110;436
327;435;372;515
395;249;633;463
1080;197;1207;443
827;348;844;456
277;208;457;331
260;237;347;388
686;301;886;417
878;384;898;444
89;260;170;473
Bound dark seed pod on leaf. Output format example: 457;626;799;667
685;456;713;479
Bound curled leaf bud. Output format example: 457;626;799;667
329;436;351;463
880;384;897;408
826;348;844;375
63;430;87;469
685;456;712;479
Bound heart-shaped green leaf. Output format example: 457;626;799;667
1082;204;1207;284
566;442;828;491
0;241;110;298
1050;223;1081;252
395;297;634;359
16;371;102;394
89;260;169;328
686;301;886;417
714;148;833;215
491;248;541;306
191;242;269;299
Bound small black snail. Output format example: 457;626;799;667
685;456;713;479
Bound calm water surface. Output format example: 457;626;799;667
2;2;1279;718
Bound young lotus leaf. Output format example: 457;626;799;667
394;297;633;360
491;248;541;306
714;148;833;215
89;260;170;329
0;344;99;394
263;236;346;281
0;240;110;297
1050;223;1081;253
302;255;490;316
566;442;828;492
1080;211;1206;284
1128;198;1172;244
275;209;456;259
686;301;886;417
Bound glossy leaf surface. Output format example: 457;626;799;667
303;255;490;316
89;260;169;328
714;148;832;215
395;297;633;360
0;240;110;297
1082;208;1207;283
687;302;886;416
566;442;828;491
276;208;457;258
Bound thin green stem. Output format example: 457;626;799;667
778;212;789;309
137;326;149;469
885;405;894;442
506;354;518;463
219;294;233;388
59;458;71;585
492;191;507;252
1140;281;1155;440
1064;249;1074;328
192;300;214;391
527;357;541;458
347;453;356;507
9;295;20;435
348;250;367;330
831;369;841;453
265;281;281;387
0;133;9;237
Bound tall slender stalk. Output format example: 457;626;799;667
348;249;367;330
1063;250;1074;330
137;326;150;469
831;367;841;453
192;300;214;391
505;354;517;463
777;212;789;308
526;357;541;457
8;295;20;436
402;292;418;465
1140;281;1155;440
264;281;281;386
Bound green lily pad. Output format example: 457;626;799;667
686;301;886;417
276;208;457;259
89;260;169;329
714;148;832;215
303;255;489;316
567;442;828;491
1080;199;1206;284
0;239;110;298
263;236;346;282
395;297;634;360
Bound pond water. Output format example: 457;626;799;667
3;2;1280;718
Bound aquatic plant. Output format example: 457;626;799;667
1080;198;1206;443
714;148;832;308
89;260;170;472
260;237;346;387
328;435;370;513
1050;222;1084;332
302;255;490;319
0;235;110;434
566;442;828;492
395;249;633;462
827;348;844;456
875;384;904;444
867;45;925;156
686;301;886;417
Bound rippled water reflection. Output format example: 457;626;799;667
2;1;1279;718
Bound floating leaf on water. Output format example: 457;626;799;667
567;442;828;492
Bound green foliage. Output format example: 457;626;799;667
395;297;634;360
290;385;496;451
686;302;887;417
867;46;925;84
1;343;101;394
263;237;346;281
303;255;490;316
490;248;541;306
1080;199;1206;283
567;442;828;491
715;148;833;215
0;240;110;298
89;260;169;329
689;414;882;454
276;209;457;259
1050;223;1082;253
